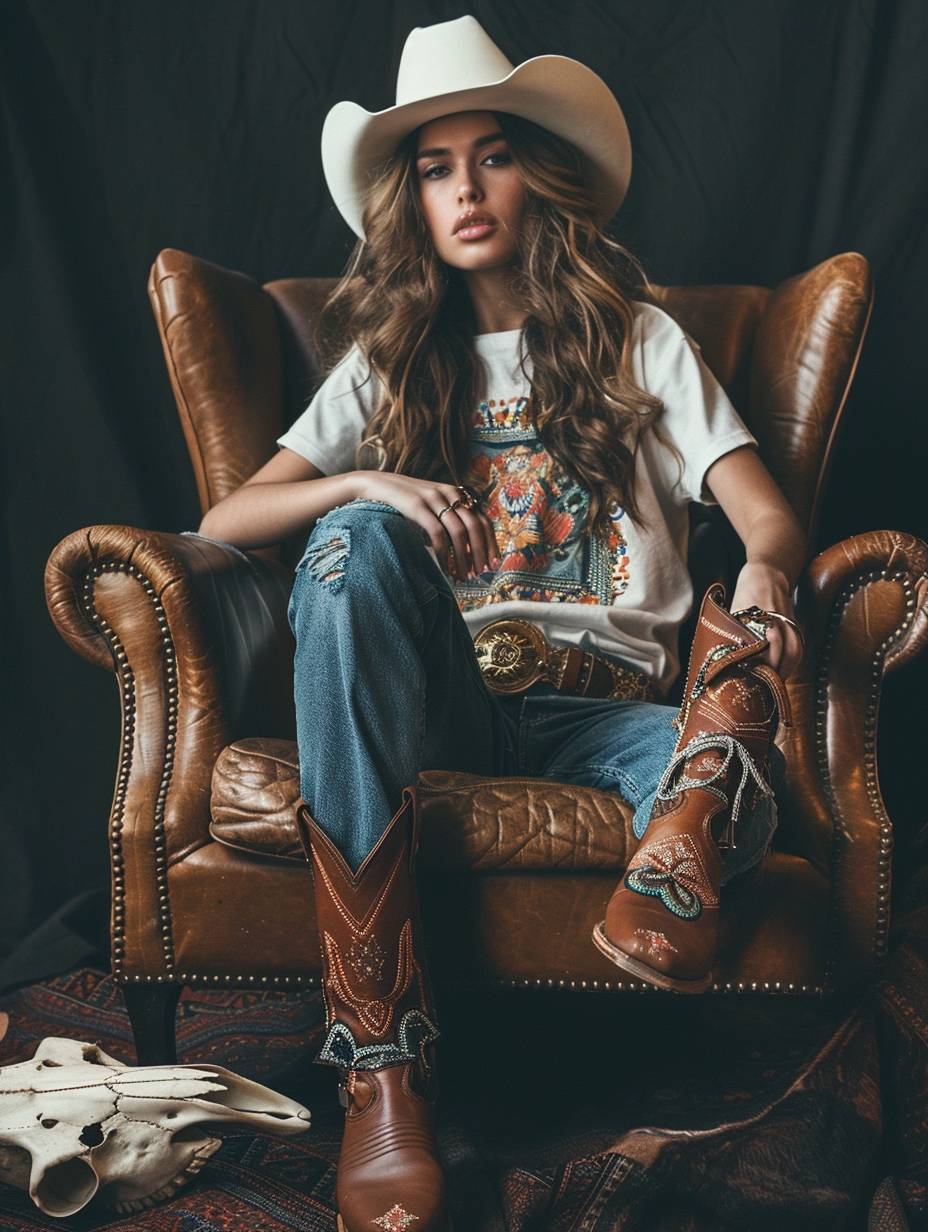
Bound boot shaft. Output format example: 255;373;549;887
295;788;441;1085
663;582;792;848
674;581;792;749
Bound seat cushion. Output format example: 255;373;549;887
166;842;828;993
209;737;639;871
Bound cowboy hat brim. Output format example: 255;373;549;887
321;54;632;240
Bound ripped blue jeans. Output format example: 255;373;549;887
287;498;782;878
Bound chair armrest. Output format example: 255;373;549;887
45;525;296;980
791;529;928;990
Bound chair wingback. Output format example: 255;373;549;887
660;252;873;552
149;249;872;561
147;249;289;514
748;253;872;550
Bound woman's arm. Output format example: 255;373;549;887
702;444;807;679
198;448;363;550
198;448;502;575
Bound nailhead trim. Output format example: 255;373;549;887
486;977;824;995
91;559;922;1000
118;972;321;986
112;972;820;994
815;565;918;990
81;560;178;979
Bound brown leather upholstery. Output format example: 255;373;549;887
210;746;639;870
161;845;829;993
43;249;928;1068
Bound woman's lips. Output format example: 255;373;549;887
455;222;497;241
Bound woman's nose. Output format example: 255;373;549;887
458;176;481;202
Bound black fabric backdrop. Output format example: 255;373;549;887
1;0;926;973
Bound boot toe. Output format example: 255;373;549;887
603;901;681;973
595;881;716;989
337;1066;449;1230
340;1194;448;1232
339;1176;449;1231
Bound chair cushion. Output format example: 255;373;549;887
209;737;639;871
167;842;828;992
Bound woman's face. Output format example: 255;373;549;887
415;110;525;271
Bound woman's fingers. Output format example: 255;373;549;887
757;622;786;674
432;487;495;578
455;505;497;574
773;622;803;679
457;492;502;573
431;500;471;578
421;485;502;581
758;621;803;679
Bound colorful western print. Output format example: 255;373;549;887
454;393;631;610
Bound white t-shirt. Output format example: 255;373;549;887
276;301;758;695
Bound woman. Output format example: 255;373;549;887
199;17;805;1231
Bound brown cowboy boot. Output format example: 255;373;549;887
592;580;793;993
295;785;452;1232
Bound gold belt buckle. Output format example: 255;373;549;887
473;618;552;694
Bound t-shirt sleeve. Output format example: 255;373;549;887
275;342;382;475
633;301;758;506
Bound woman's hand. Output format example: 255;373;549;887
353;471;501;580
729;561;804;680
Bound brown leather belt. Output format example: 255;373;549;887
473;618;660;703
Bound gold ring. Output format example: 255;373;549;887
765;610;805;643
732;605;804;645
437;497;465;523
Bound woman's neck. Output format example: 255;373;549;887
462;265;526;335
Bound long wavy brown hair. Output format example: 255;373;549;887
315;110;683;537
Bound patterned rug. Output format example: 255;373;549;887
0;832;926;1230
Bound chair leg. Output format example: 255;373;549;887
121;981;182;1064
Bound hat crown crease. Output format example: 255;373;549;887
396;19;514;105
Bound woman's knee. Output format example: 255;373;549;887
294;498;427;595
287;498;442;640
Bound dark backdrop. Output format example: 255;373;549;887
2;0;926;977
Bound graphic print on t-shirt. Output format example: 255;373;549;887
454;392;631;610
274;305;761;692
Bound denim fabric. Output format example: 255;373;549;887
287;498;782;879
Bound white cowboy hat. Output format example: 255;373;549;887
321;14;632;240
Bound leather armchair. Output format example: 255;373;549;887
44;248;928;1065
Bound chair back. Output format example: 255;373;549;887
148;250;871;549
147;249;873;691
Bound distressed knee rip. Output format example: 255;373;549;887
303;527;351;592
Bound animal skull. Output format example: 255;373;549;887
0;1035;311;1217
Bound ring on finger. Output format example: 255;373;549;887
438;495;469;524
733;605;804;648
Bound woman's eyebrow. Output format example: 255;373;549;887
415;131;506;161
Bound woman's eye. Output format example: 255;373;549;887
421;151;510;179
